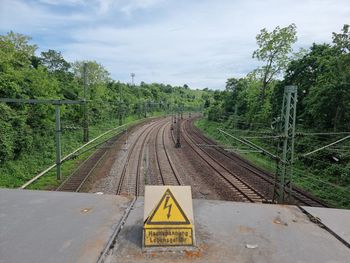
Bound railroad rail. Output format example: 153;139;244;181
187;118;327;207
154;122;182;185
116;120;162;195
116;117;181;196
57;117;181;195
57;135;120;192
56;114;326;206
180;119;266;203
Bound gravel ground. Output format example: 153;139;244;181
83;120;159;194
83;116;259;202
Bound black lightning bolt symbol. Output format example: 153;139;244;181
163;194;172;219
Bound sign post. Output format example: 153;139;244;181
143;186;195;249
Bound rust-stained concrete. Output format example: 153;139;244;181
109;198;350;263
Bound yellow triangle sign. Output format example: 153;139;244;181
145;188;190;225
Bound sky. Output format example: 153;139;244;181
0;0;349;89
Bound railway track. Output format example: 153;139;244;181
57;135;119;192
154;122;182;185
180;119;266;203
56;114;326;207
116;120;163;196
187;118;327;207
57;117;181;196
116;117;182;196
57;118;164;194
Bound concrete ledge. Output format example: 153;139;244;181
0;189;133;263
1;189;349;263
302;206;350;245
109;198;350;263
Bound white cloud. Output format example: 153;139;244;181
96;0;114;14
38;0;84;5
92;0;164;15
119;0;164;14
0;0;89;33
1;0;349;89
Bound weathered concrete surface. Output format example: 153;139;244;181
109;198;350;263
1;189;349;263
0;189;133;263
303;206;350;244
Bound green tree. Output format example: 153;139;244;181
332;24;350;52
281;36;350;130
72;61;110;88
0;31;37;69
0;32;56;161
253;24;297;100
0;30;207;170
72;61;111;122
40;49;70;72
279;44;337;118
40;49;79;100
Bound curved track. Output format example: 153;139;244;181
57;117;182;195
180;119;266;203
116;117;183;196
186;118;327;207
154;122;182;185
57;134;121;192
116;120;163;195
57;115;327;207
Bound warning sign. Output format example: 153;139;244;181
146;189;190;225
143;186;195;248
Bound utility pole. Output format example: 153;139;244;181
170;104;174;130
180;103;183;119
134;75;142;119
0;98;84;181
273;86;298;203
131;73;135;86
138;102;141;118
149;101;152;116
144;101;147;118
139;99;142;118
83;63;89;142
234;104;238;129
175;106;181;148
55;105;62;179
119;84;123;126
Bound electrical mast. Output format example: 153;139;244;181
274;85;298;203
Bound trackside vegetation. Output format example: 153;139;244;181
196;24;350;209
0;32;205;188
1;24;349;209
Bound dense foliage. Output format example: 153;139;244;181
205;24;350;130
201;24;350;208
0;32;205;186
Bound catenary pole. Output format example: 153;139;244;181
0;98;84;181
83;62;89;142
55;105;62;179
